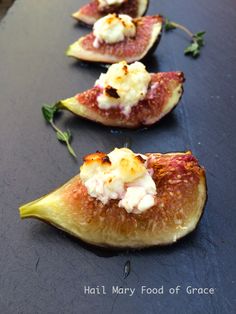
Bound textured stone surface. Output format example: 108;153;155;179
0;1;236;313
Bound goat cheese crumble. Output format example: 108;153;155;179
80;148;157;214
95;61;151;116
98;0;126;9
93;14;136;47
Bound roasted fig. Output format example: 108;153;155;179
19;149;207;249
67;15;163;63
72;0;149;25
56;61;185;128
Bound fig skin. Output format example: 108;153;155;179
72;0;149;26
19;151;207;249
67;16;163;64
57;71;185;128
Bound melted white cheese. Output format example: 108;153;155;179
80;148;157;214
98;0;126;8
95;61;151;116
93;14;136;47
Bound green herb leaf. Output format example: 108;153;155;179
57;130;76;157
184;42;199;55
164;17;176;31
42;104;59;122
195;31;206;38
185;31;206;57
56;130;71;142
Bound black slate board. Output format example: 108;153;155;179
0;0;236;313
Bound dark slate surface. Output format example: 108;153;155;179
0;0;236;313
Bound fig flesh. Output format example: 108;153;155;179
19;151;207;249
72;0;149;25
67;16;163;63
57;71;185;128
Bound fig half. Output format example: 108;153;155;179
57;71;184;128
19;151;207;249
72;0;149;26
67;16;163;63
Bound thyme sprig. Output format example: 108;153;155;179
165;17;206;57
42;103;76;158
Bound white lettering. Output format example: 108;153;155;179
141;286;164;294
112;286;136;296
186;286;215;295
83;285;107;294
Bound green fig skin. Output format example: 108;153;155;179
19;152;207;249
